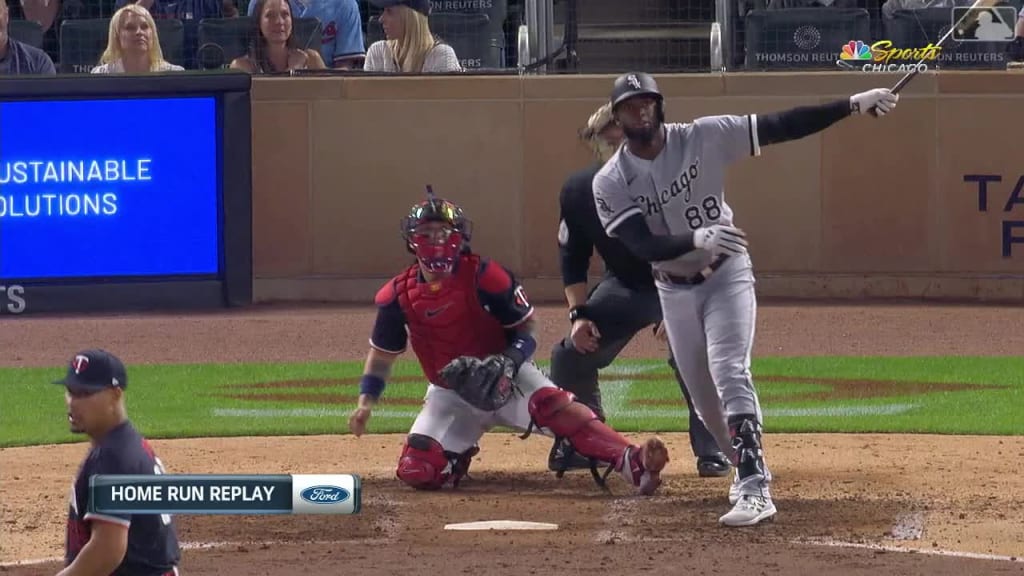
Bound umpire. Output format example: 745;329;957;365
547;103;731;478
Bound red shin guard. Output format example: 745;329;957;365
528;387;630;464
396;434;451;490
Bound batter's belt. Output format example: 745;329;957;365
652;255;728;286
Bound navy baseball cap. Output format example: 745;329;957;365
369;0;431;16
53;349;128;392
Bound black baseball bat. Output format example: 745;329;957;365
869;0;993;116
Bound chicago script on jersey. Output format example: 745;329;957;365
631;159;701;216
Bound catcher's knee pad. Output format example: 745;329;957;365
528;387;596;438
396;434;451;490
728;414;765;480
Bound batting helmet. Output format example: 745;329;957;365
610;72;663;109
401;187;473;274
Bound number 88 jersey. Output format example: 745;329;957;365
592;114;761;277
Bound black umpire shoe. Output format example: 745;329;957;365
548;437;599;473
697;453;732;478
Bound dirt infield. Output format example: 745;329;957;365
2;303;1024;575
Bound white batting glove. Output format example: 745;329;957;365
693;225;748;256
850;88;899;116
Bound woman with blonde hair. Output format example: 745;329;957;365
364;0;461;73
91;4;184;73
230;0;326;73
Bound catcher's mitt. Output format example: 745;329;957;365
439;355;518;412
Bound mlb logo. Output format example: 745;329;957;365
951;6;1017;42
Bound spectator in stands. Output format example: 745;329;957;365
91;4;185;72
246;0;364;69
768;0;858;9
0;0;56;73
881;0;972;20
1010;6;1024;62
115;0;226;20
230;0;325;72
14;0;60;62
363;0;461;73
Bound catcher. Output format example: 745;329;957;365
348;189;669;495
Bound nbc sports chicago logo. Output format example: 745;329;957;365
836;39;941;73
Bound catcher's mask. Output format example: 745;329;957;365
401;188;473;275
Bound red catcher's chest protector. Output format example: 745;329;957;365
396;255;508;387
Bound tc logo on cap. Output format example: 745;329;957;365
627;74;642;90
72;355;90;374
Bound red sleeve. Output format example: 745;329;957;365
370;280;408;353
477;259;534;328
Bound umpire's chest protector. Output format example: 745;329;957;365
396;255;508;387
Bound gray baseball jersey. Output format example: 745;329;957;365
592;116;761;277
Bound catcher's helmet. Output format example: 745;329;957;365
610;72;663;109
401;187;472;274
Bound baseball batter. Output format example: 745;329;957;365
592;72;898;527
348;191;669;496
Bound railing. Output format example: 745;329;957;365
1;0;1021;76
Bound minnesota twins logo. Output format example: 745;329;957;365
72;355;90;374
626;74;642;90
514;286;530;308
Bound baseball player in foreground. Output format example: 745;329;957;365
56;349;181;576
547;101;731;480
592;72;898;527
347;191;669;495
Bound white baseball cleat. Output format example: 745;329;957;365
729;473;741;505
719;494;777;527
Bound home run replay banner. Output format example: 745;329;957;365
88;475;361;515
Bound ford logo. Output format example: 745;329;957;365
300;485;349;504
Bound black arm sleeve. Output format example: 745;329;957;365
756;99;851;146
613;214;696;263
558;198;594;286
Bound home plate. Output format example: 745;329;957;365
443;520;559;531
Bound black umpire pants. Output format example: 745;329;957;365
548;274;722;459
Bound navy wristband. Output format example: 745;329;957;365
359;374;386;399
503;334;537;370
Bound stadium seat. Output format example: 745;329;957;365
58;18;186;73
8;19;44;49
743;8;871;70
884;7;1016;70
195;16;322;69
430;0;508;37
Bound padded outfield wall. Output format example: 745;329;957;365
248;72;1024;303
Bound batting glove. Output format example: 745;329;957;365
850;88;899;116
693;225;748;256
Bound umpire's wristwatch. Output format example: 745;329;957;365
568;305;590;324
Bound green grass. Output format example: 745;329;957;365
1;356;1021;448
